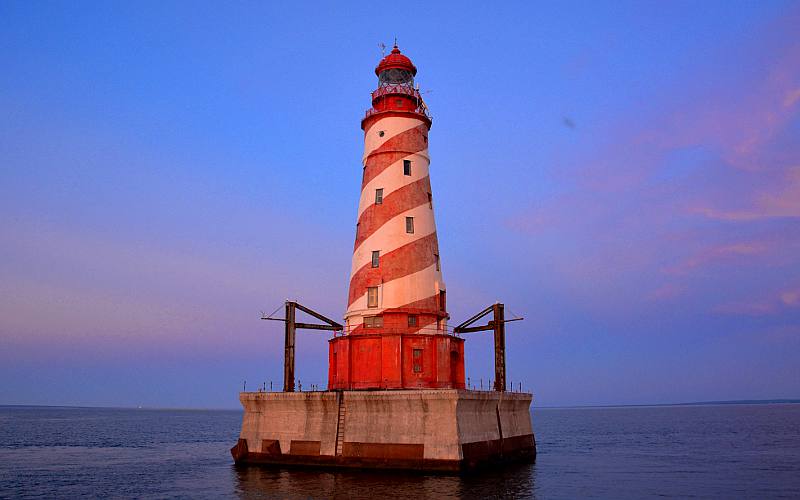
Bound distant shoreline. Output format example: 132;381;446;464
1;398;799;412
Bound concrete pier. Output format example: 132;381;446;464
231;389;535;471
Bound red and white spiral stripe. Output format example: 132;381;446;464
345;115;445;333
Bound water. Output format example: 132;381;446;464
1;404;799;498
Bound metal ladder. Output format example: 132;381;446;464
335;394;346;456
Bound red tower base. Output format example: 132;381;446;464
231;389;535;472
328;332;465;390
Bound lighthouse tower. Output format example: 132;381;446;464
328;45;465;390
232;45;535;472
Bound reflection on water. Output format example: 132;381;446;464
233;462;537;499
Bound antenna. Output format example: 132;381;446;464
379;42;386;57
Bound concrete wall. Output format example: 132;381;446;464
236;389;534;469
343;390;460;460
239;391;340;456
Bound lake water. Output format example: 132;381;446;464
1;404;799;498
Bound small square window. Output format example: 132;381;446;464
371;250;380;268
367;287;378;308
375;188;383;204
408;315;418;327
406;217;414;234
403;160;411;176
412;348;423;373
364;315;383;328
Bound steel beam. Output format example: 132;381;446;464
493;303;506;392
284;301;296;392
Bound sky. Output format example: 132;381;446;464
1;1;799;408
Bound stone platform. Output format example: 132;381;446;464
231;389;535;472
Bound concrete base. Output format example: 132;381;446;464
231;389;535;472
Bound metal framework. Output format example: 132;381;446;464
262;301;343;392
453;303;523;392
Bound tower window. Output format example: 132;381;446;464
367;287;378;308
403;160;411;176
408;314;418;327
405;217;414;234
378;130;385;137
364;315;383;328
375;188;383;204
371;250;380;268
413;349;423;373
428;192;432;208
435;253;440;271
438;290;446;311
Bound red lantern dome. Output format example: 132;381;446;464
375;45;417;76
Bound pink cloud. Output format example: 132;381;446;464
780;289;800;307
645;283;686;302
662;241;772;275
692;166;800;221
784;88;800;108
714;300;777;316
715;285;800;316
503;8;800;319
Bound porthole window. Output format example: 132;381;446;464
378;130;385;137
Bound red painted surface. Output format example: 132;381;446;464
328;333;465;390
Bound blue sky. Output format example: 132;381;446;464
1;1;799;408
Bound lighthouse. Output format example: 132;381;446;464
329;45;464;391
232;45;535;471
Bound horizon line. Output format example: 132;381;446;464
1;398;799;412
